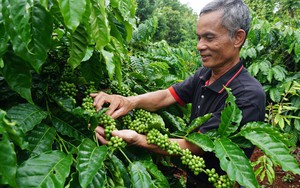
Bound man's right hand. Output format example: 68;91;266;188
90;92;134;119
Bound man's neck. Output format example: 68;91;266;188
209;58;240;84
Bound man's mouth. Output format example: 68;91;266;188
201;55;209;61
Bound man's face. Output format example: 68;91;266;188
196;10;239;71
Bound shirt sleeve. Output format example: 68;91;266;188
169;69;202;105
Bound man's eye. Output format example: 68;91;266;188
206;36;214;41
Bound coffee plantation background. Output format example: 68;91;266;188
0;0;300;187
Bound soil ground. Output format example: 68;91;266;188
250;146;300;188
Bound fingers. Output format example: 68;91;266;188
91;92;108;111
111;130;140;145
95;126;108;145
96;133;108;145
105;99;120;117
110;108;125;119
91;92;129;119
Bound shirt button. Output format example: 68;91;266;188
201;95;204;98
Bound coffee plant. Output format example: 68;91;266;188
1;0;300;188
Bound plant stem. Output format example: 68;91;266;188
119;148;132;164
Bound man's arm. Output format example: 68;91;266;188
96;126;204;155
91;89;176;119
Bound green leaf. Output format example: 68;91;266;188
117;0;136;41
101;49;115;80
267;69;273;83
53;95;76;111
49;0;64;23
254;166;263;177
82;47;94;62
2;0;52;72
119;0;136;21
240;123;300;175
214;138;259;188
57;0;86;31
2;0;31;53
0;23;9;57
249;62;259;76
160;111;186;131
67;24;88;69
109;154;131;187
81;53;105;83
148;113;165;130
3;52;33;104
269;87;282;103
0;58;3;68
0;134;17;188
89;0;110;51
65;172;81;188
140;160;170;188
0;109;27;149
259;60;271;75
87;168;106;188
295;42;300;61
259;170;265;182
105;157;125;187
110;37;125;84
27;124;56;157
39;0;49;11
29;1;52;72
16;151;72;187
107;12;126;43
272;66;286;81
52;116;86;140
185;113;212;134
113;51;123;85
218;88;242;137
81;0;92;43
129;161;153;188
186;132;214;152
77;139;108;188
7;103;47;133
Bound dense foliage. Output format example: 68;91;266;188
0;0;299;187
135;0;198;47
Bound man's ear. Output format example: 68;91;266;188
233;29;246;48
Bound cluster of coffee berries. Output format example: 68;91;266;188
206;168;234;188
147;129;170;150
98;114;126;149
84;82;97;96
82;96;96;115
81;82;98;116
181;149;205;175
61;64;78;81
127;109;152;133
58;81;78;99
110;81;137;97
107;136;126;148
120;114;132;128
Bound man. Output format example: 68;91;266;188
92;0;266;187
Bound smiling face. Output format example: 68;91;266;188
196;10;242;75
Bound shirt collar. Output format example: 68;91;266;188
200;60;244;93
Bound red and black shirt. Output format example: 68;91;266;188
169;60;266;133
168;60;266;186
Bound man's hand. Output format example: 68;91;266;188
95;126;141;145
90;92;133;119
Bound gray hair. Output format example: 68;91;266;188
200;0;251;38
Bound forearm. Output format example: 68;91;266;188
128;89;176;112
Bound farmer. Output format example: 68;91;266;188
91;0;266;187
